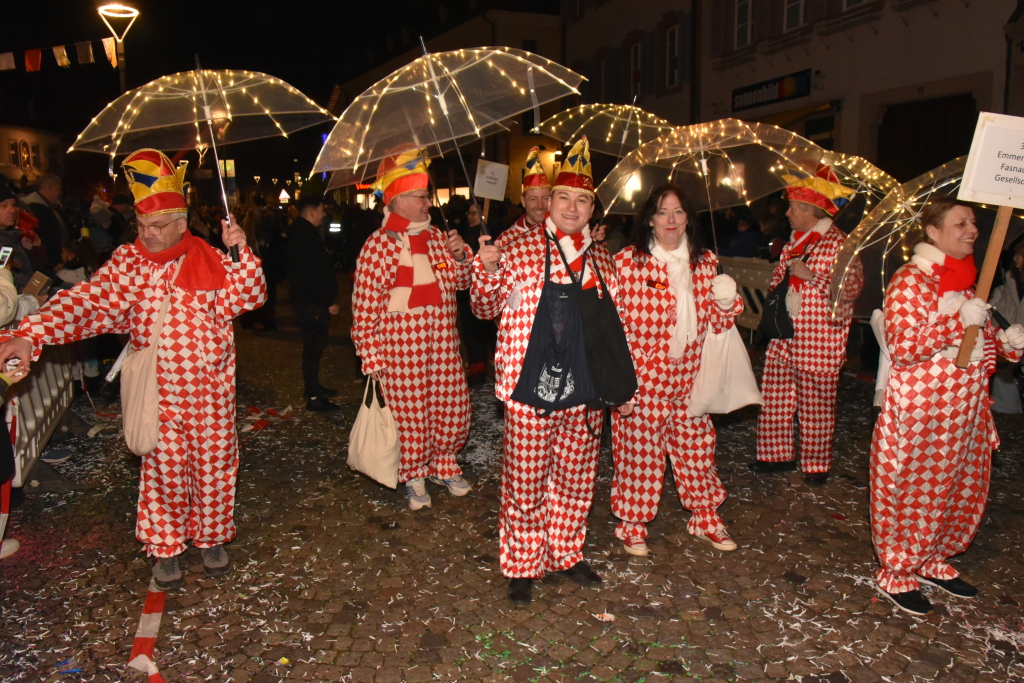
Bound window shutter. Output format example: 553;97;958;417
610;45;624;103
643;31;657;98
679;12;691;84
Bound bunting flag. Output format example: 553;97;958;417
53;46;70;67
102;38;117;68
24;49;41;73
0;53;14;71
76;41;94;65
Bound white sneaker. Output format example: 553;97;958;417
692;528;738;552
429;474;472;496
405;478;431;510
623;537;649;556
0;539;19;559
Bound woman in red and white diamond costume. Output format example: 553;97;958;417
351;149;473;511
751;168;861;485
871;199;1024;616
473;137;614;606
611;185;742;557
0;149;266;590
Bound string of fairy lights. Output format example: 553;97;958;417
540;104;674;156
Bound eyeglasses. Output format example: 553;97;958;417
131;217;181;234
401;194;432;204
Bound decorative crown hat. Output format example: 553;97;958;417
552;136;594;196
782;163;855;217
123;149;189;217
522;146;550;193
372;148;430;205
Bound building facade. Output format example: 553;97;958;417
0;124;64;189
564;0;1024;182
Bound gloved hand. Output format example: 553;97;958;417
711;274;737;307
959;298;990;328
998;323;1024;349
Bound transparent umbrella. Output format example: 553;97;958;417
538;103;674;158
312;46;584;180
70;69;335;159
596;119;827;216
829;156;1024;321
820;151;900;232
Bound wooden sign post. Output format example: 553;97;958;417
956;112;1024;368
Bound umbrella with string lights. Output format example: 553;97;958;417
538;103;674;158
829;156;1024;321
312;45;584;199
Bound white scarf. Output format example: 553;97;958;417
650;237;698;358
383;207;438;314
545;218;595;287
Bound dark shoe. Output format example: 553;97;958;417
316;385;339;397
918;575;978;598
876;586;933;616
201;545;232;578
507;578;533;606
306;396;340;412
557;561;602;589
152;555;184;591
749;460;797;474
467;372;487;387
804;472;829;485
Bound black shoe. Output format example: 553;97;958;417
749;460;797;474
804;472;829;485
507;578;533;606
918;575;978;598
877;587;934;616
557;561;602;589
316;385;339;397
306;396;340;412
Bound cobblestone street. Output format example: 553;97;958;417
3;285;1024;683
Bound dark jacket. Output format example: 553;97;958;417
25;194;66;267
286;217;337;306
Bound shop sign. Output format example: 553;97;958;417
732;69;812;113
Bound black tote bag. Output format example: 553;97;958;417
510;240;596;412
756;267;795;341
553;241;637;409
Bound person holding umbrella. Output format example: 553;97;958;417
473;137;617;606
0;149;267;589
611;185;742;556
750;168;859;485
870;198;1024;615
350;149;474;511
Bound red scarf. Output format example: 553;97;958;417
386;212;442;309
134;229;227;292
555;227;596;288
787;230;823;290
936;254;977;295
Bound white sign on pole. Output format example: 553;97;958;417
473;159;510;201
960;111;1024;210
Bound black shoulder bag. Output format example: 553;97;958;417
756;240;821;342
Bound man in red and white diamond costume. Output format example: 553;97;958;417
495;146;551;249
351;149;473;511
0;149;266;590
751;168;862;485
473;137;614;606
870;199;1024;616
611;185;743;557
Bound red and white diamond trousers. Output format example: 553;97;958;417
499;400;603;578
755;355;840;474
378;327;471;483
611;398;726;539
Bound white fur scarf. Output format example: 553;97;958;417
650;237;698;358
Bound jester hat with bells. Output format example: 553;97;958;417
552;136;594;197
522;146;551;194
371;149;430;205
782;163;855;217
123;149;190;217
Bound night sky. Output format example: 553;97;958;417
1;0;559;197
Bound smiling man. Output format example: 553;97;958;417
494;147;551;249
473;137;620;606
0;149;266;589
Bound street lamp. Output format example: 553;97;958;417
97;3;140;93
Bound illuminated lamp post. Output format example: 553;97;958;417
97;3;140;93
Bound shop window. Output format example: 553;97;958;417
666;26;679;88
629;42;642;99
805;116;835;151
31;143;40;168
19;141;29;169
784;0;804;32
6;140;16;166
522;39;538;54
735;0;752;49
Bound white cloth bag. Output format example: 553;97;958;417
347;378;401;488
120;261;180;456
686;325;764;417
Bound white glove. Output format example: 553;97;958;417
998;323;1024;349
959;298;990;328
711;274;737;306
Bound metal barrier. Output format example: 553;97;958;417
719;256;776;331
5;344;76;487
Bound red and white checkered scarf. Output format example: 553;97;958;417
384;208;443;312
